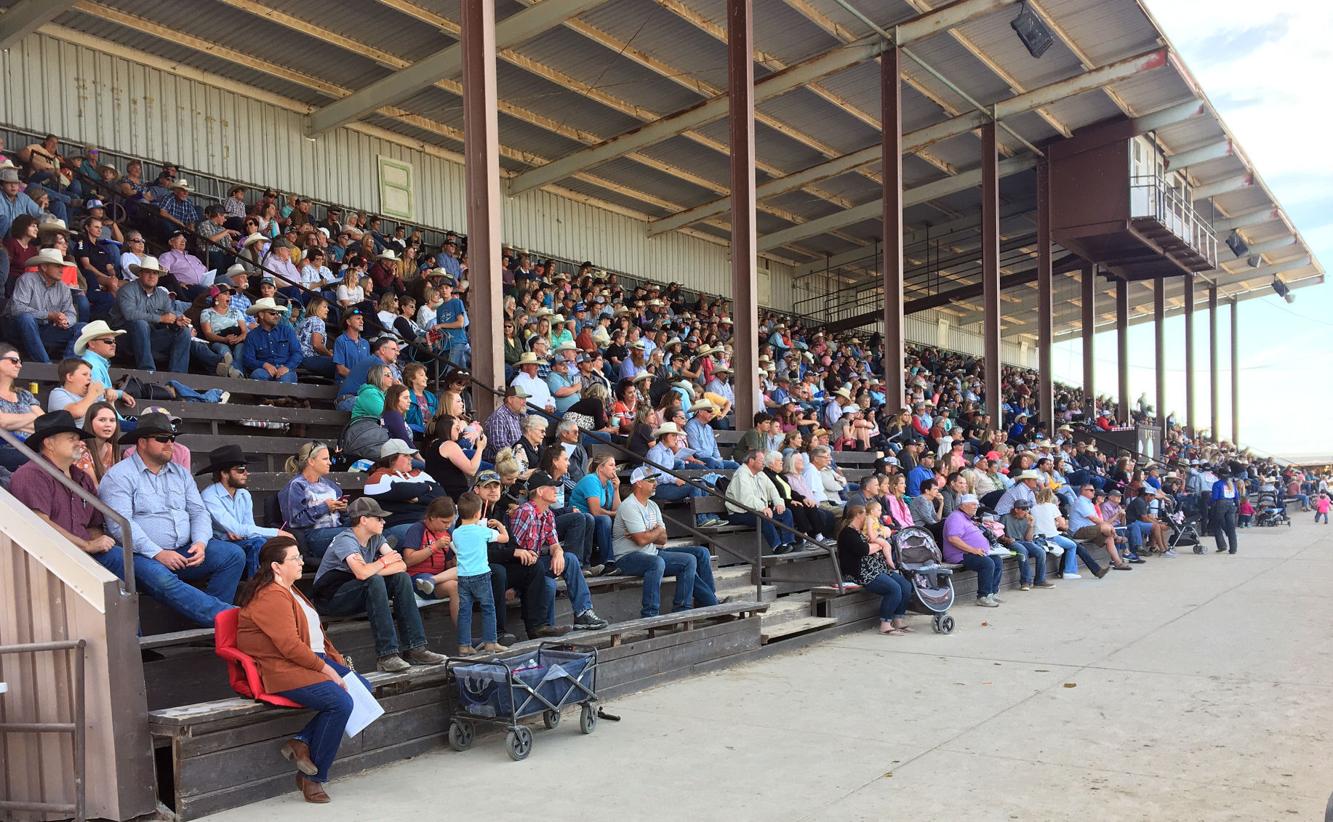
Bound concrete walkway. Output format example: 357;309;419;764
202;517;1333;821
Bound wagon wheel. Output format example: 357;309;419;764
543;709;561;730
506;726;533;761
580;703;598;734
447;720;474;752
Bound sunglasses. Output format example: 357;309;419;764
0;356;20;365
151;435;177;444
231;466;249;474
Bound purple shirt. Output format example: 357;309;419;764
10;460;103;541
941;509;987;564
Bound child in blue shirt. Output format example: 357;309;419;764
452;492;509;655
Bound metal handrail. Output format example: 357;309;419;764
1128;174;1217;267
0;429;136;595
0;639;87;822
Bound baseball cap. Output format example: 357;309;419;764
527;471;559;492
347;497;391;520
380;439;419;458
473;469;502;487
959;493;980;505
630;466;659;484
1012;499;1032;510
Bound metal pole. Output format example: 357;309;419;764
74;639;87;822
1184;274;1196;434
1081;263;1095;417
728;0;759;426
1154;277;1167;450
1116;277;1129;424
981;122;1002;424
1209;284;1219;442
1036;159;1053;430
1231;298;1240;445
461;0;503;419
881;46;905;410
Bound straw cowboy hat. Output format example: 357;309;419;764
376;249;398;261
73;320;126;355
515;352;546;367
129;256;165;276
1015;469;1044;483
652;421;684;438
691;398;718;413
242;233;267;248
37;218;70;237
168;178;192;191
28;247;67;268
245;297;289;316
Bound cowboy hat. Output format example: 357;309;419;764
632;371;653;383
0;167;19;183
26;410;93;452
834;387;852;400
1015;469;1044;482
28;247;67;268
129;256;166;277
242;232;267;248
167;178;191;190
713;365;733;374
377;249;398;261
225;262;249;278
37;218;70;237
245;297;289;316
515;352;546;367
652;421;684;438
73;320;126;355
195;444;248;475
691;398;718;413
119;412;175;445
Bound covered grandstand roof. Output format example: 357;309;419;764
6;0;1321;340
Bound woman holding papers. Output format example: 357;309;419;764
237;536;374;804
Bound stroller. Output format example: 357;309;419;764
1161;497;1202;552
1254;493;1292;527
891;526;956;634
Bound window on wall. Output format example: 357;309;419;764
377;156;414;221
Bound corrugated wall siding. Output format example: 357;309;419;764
0;32;792;305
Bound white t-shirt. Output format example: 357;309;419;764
1032;501;1061;538
293;590;326;654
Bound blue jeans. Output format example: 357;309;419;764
167;380;227;404
276;655;371;783
1011;540;1047;584
123;319;191;373
455;572;497;646
615;546;717;617
1125;520;1154;552
303;355;336;378
696;456;740;470
961;553;1004;598
537;552;592;616
232;535;269;578
727;509;796;550
653;481;706;505
1045;534;1098;576
864;571;912;621
191;340;226;373
4;315;83;363
446;341;470;371
315;573;427;659
249;366;298;383
94;541;244;627
589;514;614;565
299;527;345;561
554;510;593;564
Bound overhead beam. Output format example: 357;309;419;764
1192;173;1251;201
758;157;1035;251
1166;139;1232;171
1132;98;1205;133
507;0;1019;196
308;0;609;134
650;47;1168;237
0;0;77;49
1213;208;1279;233
1218;255;1311;281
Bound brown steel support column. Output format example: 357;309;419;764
1116;278;1129;424
1036;160;1053;430
1154;277;1167;448
1183;274;1196;435
981;122;1001;424
462;0;502;418
1081;264;1095;418
1209;284;1219;442
1231;298;1240;445
728;0;758;426
881;46;905;410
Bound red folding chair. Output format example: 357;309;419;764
214;609;302;708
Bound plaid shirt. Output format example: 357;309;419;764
510;501;557;555
160;195;200;226
482;405;523;461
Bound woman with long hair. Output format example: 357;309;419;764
236;536;371;804
571;454;620;571
279;442;347;560
835;504;913;635
381;383;415;444
401;363;437;438
424;414;484;502
75;400;121;486
610;378;637;435
883;473;915;530
4;214;40;296
538;444;597;567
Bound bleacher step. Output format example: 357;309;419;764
758;597;837;642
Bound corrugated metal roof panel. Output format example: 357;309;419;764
256;0;453;63
757;85;881;156
635;135;729;190
579;0;729;92
1040;0;1160;67
494;60;643;144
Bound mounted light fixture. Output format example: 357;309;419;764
1246;254;1261;268
1225;229;1248;257
1271;275;1293;302
1010;1;1054;58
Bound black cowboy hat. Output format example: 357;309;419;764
27;410;93;452
195;444;248;476
119;412;175;445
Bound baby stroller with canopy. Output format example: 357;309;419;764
1161;497;1202;552
1255;493;1292;527
891;526;956;634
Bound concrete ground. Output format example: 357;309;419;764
202;516;1333;822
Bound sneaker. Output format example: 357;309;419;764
376;654;411;673
218;391;231;405
532;625;570;638
414;576;435;597
228;367;244;379
1064;572;1083;579
1163;549;1179;558
1127;555;1146;564
583;564;605;577
573;610;608;630
403;647;447;665
1020;583;1032;591
456;645;477;656
497;633;518;646
215;358;232;377
1035;581;1056;589
990;594;1004;603
602;563;621;577
699;515;726;527
477;642;509;653
976;596;998;608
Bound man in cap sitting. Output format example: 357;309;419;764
241;297;303;383
999;498;1055;591
509;471;608;633
111;255;193;373
98;412;247;626
613;466;720;617
4;247;86;363
942;494;1005;607
199;444;293;577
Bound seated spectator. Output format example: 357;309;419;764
122;406;192;470
511;352;555;413
767;451;835;546
940;471;970;519
402;363;437;436
685;399;738;469
98;412;246;626
538;444;597;570
1126;485;1170;558
836;504;913;635
941;494;1004;607
381;384;415;445
74;401;121;488
45;356;116;421
782;451;838;539
725;449;798;554
199;444;291;577
906;452;936;497
999;499;1053;591
509;471;607;632
646;421;717;524
571;454;620;571
294;294;335;378
1068;483;1130;570
1031;486;1104;579
279;442;348;560
310;496;447;673
994;469;1042;516
612;466;719;617
730;412;772;463
336;337;400;410
447;492;510;654
158;229;209;301
882;473;915;529
909;480;943;531
423;413;484;501
241;297;303;383
806;445;848;510
235;536;372;804
364;439;446;540
350;363;394;429
550;419;589;483
111;256;192;374
514;413;548;475
482;385;528;462
5;247;84;363
197;284;248;377
4;214;41;296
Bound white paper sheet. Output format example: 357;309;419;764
343;675;384;738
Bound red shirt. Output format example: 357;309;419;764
405;526;453;576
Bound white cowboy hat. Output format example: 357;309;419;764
554;341;578;352
377;249;398;261
691;398;717;413
28;247;67;268
168;178;191;190
1015;469;1043;482
73;320;126;355
225;263;249;278
516;352;547;366
129;256;165;276
834;387;852;400
652;421;684;438
245;297;289;316
242;232;267;248
37;218;70;236
631;371;654;383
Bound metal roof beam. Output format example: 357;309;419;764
1213;208;1279;232
1222;235;1295;260
1217;255;1310;281
0;0;77;49
1191;173;1251;201
307;0;610;134
1167;139;1232;171
1132;99;1205;132
760;157;1035;251
651;47;1166;237
506;0;1019;196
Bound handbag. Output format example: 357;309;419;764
118;375;175;401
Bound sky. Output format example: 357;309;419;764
1049;0;1333;462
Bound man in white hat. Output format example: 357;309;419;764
994;469;1044;516
510;352;554;412
4;247;84;363
74;320;135;412
241;298;303;383
111;256;193;373
644;422;721;525
0;166;42;261
684;399;738;469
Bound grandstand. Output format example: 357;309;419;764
0;0;1324;819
